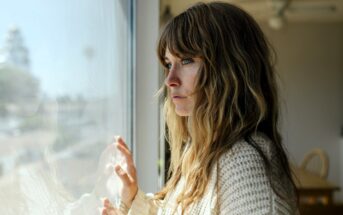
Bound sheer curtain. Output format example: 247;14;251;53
0;0;133;214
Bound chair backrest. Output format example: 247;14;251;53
300;148;329;179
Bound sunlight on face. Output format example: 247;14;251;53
164;49;202;116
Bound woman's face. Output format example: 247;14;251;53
164;49;202;116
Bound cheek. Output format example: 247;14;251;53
184;73;198;92
189;64;201;89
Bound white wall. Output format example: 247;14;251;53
261;22;343;201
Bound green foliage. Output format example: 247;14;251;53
18;115;49;131
0;66;40;104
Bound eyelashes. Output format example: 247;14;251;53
163;58;194;70
181;58;194;65
164;62;172;70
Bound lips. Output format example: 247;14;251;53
171;94;186;99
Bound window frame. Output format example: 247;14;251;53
133;0;161;193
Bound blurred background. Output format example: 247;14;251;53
0;0;342;214
0;0;134;206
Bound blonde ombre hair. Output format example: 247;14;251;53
155;2;297;213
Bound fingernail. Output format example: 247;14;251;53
114;164;121;171
114;135;120;142
115;165;125;175
115;142;121;148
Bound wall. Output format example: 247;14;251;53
261;22;343;201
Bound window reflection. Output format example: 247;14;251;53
0;0;132;204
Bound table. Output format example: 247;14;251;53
291;165;340;205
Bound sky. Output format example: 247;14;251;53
0;0;130;98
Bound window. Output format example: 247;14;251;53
0;0;134;212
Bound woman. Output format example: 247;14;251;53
103;2;298;214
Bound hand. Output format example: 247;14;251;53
114;136;138;208
101;198;121;215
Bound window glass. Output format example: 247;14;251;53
0;0;133;211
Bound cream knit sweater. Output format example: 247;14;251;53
121;134;298;214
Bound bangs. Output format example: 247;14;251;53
158;12;203;64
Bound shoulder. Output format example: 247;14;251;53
218;132;272;169
217;133;274;214
217;132;272;185
216;133;297;214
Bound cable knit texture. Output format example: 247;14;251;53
123;133;298;214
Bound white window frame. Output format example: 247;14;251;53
133;0;161;193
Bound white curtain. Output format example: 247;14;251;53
0;0;133;214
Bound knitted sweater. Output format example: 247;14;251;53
121;134;298;214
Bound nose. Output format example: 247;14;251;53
164;65;180;88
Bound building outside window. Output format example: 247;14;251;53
0;0;137;212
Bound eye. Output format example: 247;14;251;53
181;58;194;65
164;62;172;70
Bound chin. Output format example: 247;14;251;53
175;108;191;117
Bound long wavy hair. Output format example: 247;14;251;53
155;2;297;213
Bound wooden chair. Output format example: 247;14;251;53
300;148;329;179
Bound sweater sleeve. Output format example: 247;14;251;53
217;142;274;215
119;189;160;215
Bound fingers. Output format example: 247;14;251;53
101;198;118;215
114;164;132;186
114;136;131;161
103;198;112;208
101;206;118;215
116;139;132;165
114;137;137;181
116;136;129;150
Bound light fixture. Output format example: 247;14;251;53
268;0;290;30
269;13;285;30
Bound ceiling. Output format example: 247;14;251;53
161;0;343;23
